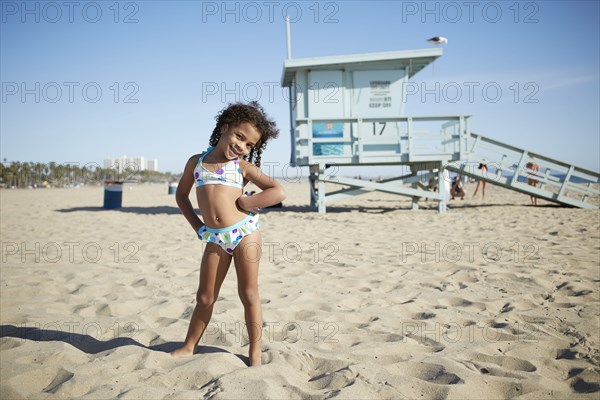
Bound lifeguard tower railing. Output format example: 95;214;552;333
297;115;599;212
296;115;469;165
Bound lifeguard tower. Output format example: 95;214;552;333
280;48;599;212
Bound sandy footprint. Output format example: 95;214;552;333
404;333;446;352
404;361;462;385
411;312;436;320
468;352;537;372
439;297;487;311
567;368;600;394
42;368;76;394
131;278;148;287
309;366;357;391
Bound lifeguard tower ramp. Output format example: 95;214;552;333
281;49;600;212
444;132;600;209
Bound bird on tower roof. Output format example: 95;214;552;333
427;36;448;45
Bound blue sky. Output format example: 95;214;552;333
1;0;599;175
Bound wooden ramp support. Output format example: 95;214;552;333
310;162;450;213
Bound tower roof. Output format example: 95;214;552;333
281;48;442;87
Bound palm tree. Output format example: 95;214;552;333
43;163;50;185
22;162;32;187
55;164;65;187
10;162;21;187
46;162;56;186
33;162;43;186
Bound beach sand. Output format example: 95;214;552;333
1;181;599;399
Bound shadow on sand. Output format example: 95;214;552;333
0;324;251;366
56;206;182;215
54;200;568;215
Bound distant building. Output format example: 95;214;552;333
104;156;158;172
145;159;158;171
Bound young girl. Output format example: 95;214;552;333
170;101;286;366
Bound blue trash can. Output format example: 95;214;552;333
168;181;177;195
103;181;123;209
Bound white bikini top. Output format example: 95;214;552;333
193;147;243;189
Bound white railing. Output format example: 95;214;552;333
294;115;470;165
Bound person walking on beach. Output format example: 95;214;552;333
472;163;488;200
526;161;540;206
170;101;286;366
450;174;466;200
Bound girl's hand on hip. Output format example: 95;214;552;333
236;194;259;213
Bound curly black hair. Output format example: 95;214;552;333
209;101;279;168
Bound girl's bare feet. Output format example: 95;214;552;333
170;346;195;358
249;349;262;366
